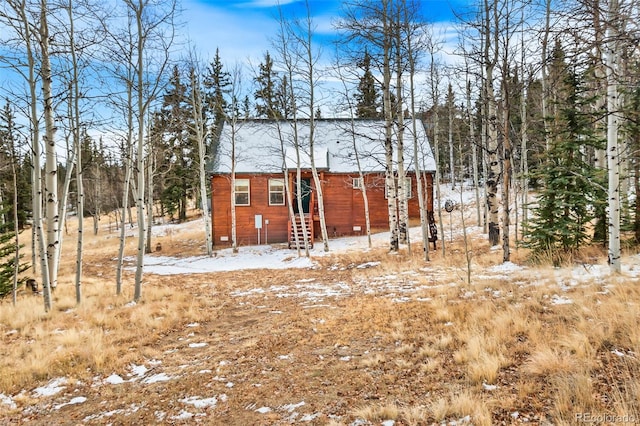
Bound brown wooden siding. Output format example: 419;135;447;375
211;171;434;246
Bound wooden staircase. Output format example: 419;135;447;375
288;214;314;249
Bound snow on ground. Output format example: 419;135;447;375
0;394;16;410
32;378;67;397
136;245;315;275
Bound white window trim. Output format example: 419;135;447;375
268;178;285;206
234;178;250;206
352;177;363;189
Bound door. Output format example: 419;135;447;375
293;178;312;214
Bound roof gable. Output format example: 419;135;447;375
212;119;436;174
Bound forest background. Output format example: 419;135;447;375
0;0;638;309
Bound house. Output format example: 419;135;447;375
210;119;437;247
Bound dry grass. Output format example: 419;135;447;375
1;208;639;425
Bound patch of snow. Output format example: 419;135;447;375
488;262;525;273
382;421;395;426
551;294;573;305
124;301;136;308
278;355;291;360
170;410;194;420
83;409;125;422
280;401;305;412
0;393;16;409
482;383;497;391
142;373;173;384
54;396;87;410
186;322;199;327
180;395;222;408
340;356;351;361
33;377;67;397
226;382;234;388
188;342;208;348
130;364;148;377
105;374;125;385
5;329;17;335
511;411;520;419
256;406;272;414
612;349;626;357
137;245;315;276
301;413;321;422
449;415;472;425
198;369;212;374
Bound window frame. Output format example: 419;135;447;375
268;178;285;206
234;178;250;206
352;177;363;189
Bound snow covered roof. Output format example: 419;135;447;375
212;119;436;174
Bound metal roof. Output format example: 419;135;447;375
213;118;436;174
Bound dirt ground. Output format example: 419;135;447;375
1;210;639;425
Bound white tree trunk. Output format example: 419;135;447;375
41;0;60;291
230;124;238;254
428;49;445;256
189;68;213;256
467;79;482;227
541;0;552;154
483;0;500;247
606;0;621;272
146;151;154;253
448;90;455;190
412;118;429;261
116;92;135;295
133;1;146;302
13;0;51;310
383;15;398;252
301;8;329;253
66;0;83;303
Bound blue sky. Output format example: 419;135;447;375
182;0;462;66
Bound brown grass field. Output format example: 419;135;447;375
1;203;640;425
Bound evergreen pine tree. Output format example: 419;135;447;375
0;227;29;298
254;51;282;119
354;50;380;118
202;48;232;174
276;75;294;119
524;62;605;264
0;101;29;297
204;48;231;138
157;65;197;222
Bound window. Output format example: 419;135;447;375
234;179;250;206
352;177;363;189
269;178;285;205
385;177;412;199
